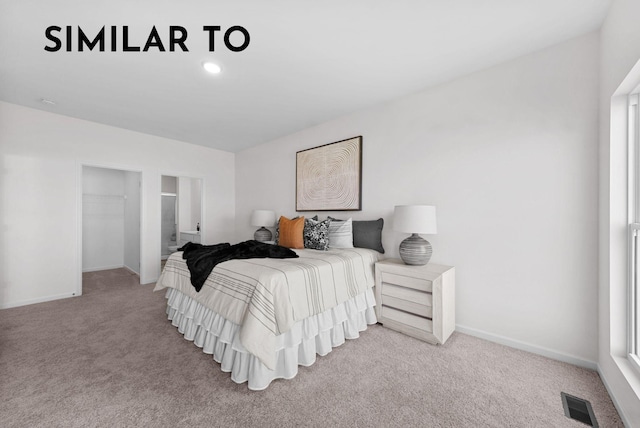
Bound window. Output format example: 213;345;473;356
628;93;640;372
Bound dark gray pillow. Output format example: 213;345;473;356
353;218;385;253
328;217;385;253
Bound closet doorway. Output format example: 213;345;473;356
81;165;142;292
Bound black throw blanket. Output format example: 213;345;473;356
178;240;299;292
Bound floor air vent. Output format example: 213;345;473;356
561;392;598;427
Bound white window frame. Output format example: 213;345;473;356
628;93;640;373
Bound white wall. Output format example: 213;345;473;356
236;33;599;367
598;0;640;425
178;177;193;233
0;101;235;308
123;170;141;274
161;175;177;194
83;166;125;195
191;178;202;231
82;166;126;271
160;175;178;256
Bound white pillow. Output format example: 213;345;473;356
328;218;353;248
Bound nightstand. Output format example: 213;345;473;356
375;259;455;345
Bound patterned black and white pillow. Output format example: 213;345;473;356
303;218;330;250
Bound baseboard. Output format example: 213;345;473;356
456;324;597;370
82;264;124;273
144;276;159;286
597;363;633;428
123;265;140;276
0;292;77;310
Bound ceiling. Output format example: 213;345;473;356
0;0;611;153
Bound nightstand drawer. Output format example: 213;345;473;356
383;295;432;318
380;271;432;292
382;306;433;333
381;283;432;307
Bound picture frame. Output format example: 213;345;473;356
296;136;362;211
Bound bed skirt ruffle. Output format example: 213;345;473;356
163;287;377;390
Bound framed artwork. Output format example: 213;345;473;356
296;136;362;211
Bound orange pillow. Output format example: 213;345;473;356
278;216;305;249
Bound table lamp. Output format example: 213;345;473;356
393;205;437;265
251;210;276;242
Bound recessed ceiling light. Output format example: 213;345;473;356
40;98;56;106
202;62;222;74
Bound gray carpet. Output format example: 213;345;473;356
0;268;622;427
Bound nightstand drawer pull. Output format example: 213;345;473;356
381;283;432;306
382;306;433;333
381;272;432;292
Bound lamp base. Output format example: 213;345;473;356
399;234;432;266
254;227;273;242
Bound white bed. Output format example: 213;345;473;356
154;247;380;390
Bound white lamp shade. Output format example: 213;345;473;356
393;205;437;234
251;210;276;227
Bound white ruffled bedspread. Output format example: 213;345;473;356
164;287;377;390
155;248;380;371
